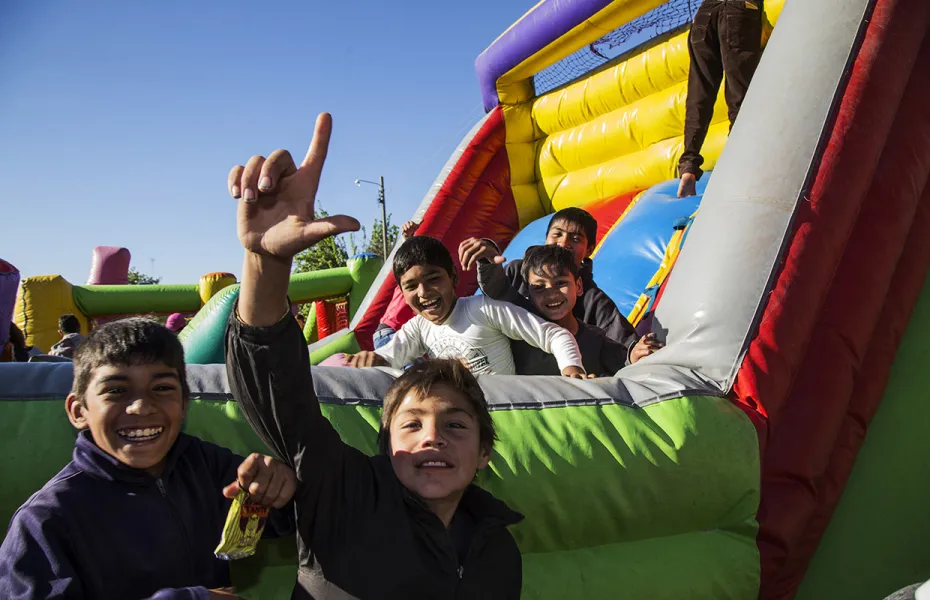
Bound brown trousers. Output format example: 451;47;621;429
679;0;764;178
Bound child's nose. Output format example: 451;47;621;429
420;424;446;447
125;398;156;415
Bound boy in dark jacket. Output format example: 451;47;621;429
0;318;297;600
225;112;524;599
459;207;639;349
512;245;662;376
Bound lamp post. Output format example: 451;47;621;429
354;176;388;258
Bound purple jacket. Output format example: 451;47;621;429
0;430;287;599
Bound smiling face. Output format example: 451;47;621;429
399;265;458;325
388;383;491;510
545;219;591;266
66;362;186;476
527;264;583;323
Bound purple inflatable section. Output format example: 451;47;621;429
87;246;131;285
474;0;613;110
0;259;20;347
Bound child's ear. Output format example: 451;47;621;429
576;276;584;296
477;446;492;470
65;394;89;430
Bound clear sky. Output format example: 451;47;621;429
0;0;532;284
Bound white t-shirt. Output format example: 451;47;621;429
376;295;583;375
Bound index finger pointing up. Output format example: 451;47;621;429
301;112;333;169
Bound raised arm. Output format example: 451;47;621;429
225;113;363;496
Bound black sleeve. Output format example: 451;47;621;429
224;308;372;525
476;261;513;301
501;532;523;600
587;287;639;349
599;334;633;374
477;260;535;313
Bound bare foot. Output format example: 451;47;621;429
677;173;697;198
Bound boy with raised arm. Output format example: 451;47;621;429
225;113;524;599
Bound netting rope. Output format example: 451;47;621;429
533;0;700;95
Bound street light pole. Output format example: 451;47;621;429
354;176;388;258
378;176;387;259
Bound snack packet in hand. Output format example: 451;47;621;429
214;489;270;560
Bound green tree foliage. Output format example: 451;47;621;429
348;213;399;258
293;210;399;275
127;266;160;285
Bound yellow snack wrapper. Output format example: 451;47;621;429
214;489;270;560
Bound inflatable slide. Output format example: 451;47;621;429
3;0;930;598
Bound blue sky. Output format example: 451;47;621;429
1;0;532;284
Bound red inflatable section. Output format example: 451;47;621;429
586;189;641;244
781;177;930;598
355;106;519;348
759;30;930;599
723;0;930;596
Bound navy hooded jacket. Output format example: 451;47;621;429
0;430;288;599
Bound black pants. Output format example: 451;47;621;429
679;0;764;178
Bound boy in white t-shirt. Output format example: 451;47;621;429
348;236;586;378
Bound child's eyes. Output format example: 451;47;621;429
153;385;176;393
401;421;421;429
446;422;467;429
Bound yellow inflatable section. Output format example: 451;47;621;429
501;0;784;227
15;276;90;352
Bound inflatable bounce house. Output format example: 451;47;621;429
3;0;930;597
10;246;382;362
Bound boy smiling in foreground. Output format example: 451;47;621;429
225;112;524;598
0;318;296;600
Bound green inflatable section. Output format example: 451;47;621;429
73;284;202;316
795;277;930;599
179;285;241;364
0;392;760;599
179;254;381;364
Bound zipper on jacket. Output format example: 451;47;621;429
154;476;198;580
457;566;464;580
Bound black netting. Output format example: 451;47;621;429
533;0;700;96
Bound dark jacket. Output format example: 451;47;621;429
477;258;639;349
225;311;524;600
0;431;288;599
512;320;630;377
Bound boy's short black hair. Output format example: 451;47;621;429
521;245;580;281
392;236;457;284
379;359;496;456
59;314;81;335
547;207;598;251
72;317;189;401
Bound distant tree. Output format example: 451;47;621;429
293;210;350;274
127;266;160;285
293;211;399;276
347;213;400;258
